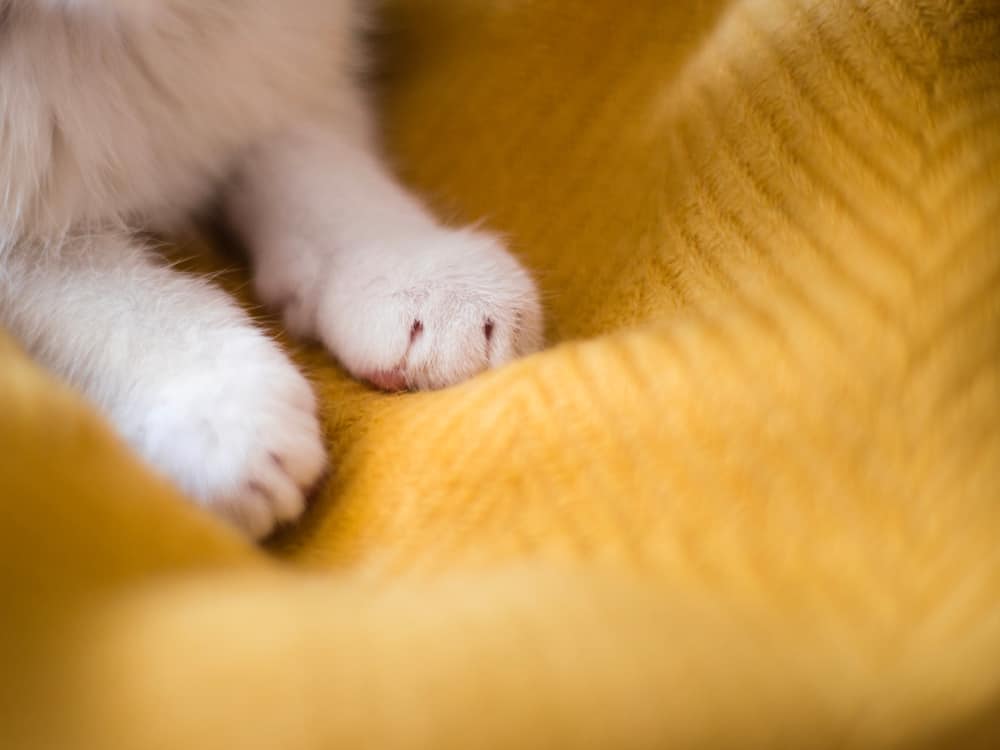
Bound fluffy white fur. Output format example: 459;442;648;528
0;0;543;538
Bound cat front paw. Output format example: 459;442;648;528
316;228;543;391
127;331;326;539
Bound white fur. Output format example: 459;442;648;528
0;0;543;538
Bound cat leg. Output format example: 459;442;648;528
226;97;543;391
0;232;325;539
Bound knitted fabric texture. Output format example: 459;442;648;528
2;1;999;747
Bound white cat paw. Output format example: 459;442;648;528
125;330;326;539
314;228;543;390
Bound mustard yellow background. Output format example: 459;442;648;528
3;1;999;746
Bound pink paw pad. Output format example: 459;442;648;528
365;368;408;392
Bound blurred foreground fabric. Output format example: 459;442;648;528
3;1;1000;747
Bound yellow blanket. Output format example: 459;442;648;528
3;1;999;746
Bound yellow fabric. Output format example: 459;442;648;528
2;0;999;746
